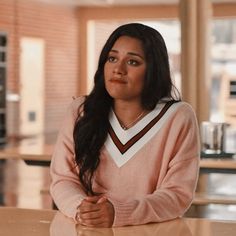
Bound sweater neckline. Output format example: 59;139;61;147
105;101;181;168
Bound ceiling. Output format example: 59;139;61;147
33;0;236;7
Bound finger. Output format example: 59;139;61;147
80;217;106;227
80;204;114;227
79;202;100;213
79;196;107;213
97;196;107;204
80;199;107;213
85;196;101;203
80;211;101;220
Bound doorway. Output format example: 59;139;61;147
19;37;45;136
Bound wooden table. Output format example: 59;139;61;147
0;207;56;236
0;207;236;236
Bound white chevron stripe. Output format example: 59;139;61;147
104;102;183;167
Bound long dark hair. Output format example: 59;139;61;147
73;23;180;195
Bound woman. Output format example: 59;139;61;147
50;23;200;228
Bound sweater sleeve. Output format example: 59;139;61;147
109;103;200;227
50;98;86;220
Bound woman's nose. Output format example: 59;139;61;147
113;61;127;75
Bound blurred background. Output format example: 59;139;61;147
0;0;235;141
0;0;236;221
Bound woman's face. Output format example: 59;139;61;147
104;36;147;104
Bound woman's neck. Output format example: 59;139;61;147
113;100;147;130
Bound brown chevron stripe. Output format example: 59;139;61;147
108;100;177;154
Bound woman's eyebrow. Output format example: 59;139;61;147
127;52;144;60
110;49;144;60
110;49;118;53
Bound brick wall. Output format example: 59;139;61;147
0;0;79;137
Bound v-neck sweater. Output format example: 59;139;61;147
50;96;200;227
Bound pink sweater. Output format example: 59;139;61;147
50;97;200;227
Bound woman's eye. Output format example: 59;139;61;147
127;60;140;66
107;56;117;63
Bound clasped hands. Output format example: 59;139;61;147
76;196;115;228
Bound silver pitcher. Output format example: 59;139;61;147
201;121;227;154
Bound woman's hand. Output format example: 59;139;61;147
76;196;115;228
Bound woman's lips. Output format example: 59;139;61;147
109;78;127;84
